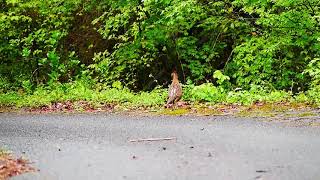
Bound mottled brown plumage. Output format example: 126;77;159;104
166;70;182;107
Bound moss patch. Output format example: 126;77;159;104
0;149;10;158
192;107;223;116
237;110;276;118
234;102;314;118
297;112;317;117
159;108;191;116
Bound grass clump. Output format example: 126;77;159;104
0;81;167;109
1;81;320;111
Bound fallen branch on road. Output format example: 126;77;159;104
129;137;177;142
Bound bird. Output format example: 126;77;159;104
166;69;182;108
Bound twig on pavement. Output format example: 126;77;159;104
129;137;177;142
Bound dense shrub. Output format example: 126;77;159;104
1;0;319;92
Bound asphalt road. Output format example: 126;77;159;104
1;113;320;180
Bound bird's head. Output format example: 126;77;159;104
171;69;179;82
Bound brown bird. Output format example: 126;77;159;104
166;69;182;107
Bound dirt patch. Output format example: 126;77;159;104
26;101;115;113
2;101;320;126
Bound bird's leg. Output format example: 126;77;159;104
165;103;173;108
173;102;178;110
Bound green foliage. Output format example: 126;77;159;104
304;58;320;86
213;70;231;89
226;0;320;90
3;82;320;109
83;0;251;88
0;0;82;88
0;80;167;108
183;83;293;105
187;83;226;102
1;0;320;107
225;87;291;105
306;85;320;105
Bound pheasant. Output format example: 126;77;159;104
166;70;182;108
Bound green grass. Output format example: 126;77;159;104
1;81;320;112
0;82;167;108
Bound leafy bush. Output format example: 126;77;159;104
226;0;320;90
306;86;320;105
1;0;320;105
182;83;293;105
186;83;226;102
